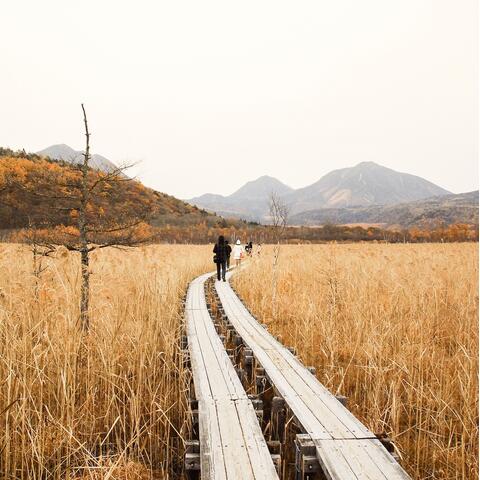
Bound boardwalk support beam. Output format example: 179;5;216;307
376;433;401;462
295;434;322;479
185;439;200;479
271;396;286;442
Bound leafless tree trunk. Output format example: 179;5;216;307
79;103;91;332
269;192;288;320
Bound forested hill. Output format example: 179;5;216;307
0;148;231;232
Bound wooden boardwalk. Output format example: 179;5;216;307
215;271;411;480
185;272;279;479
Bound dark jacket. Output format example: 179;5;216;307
213;242;228;263
226;244;232;258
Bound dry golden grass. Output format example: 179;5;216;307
0;244;211;479
233;243;478;480
2;242;478;479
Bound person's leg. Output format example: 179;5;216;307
221;261;226;281
216;262;221;281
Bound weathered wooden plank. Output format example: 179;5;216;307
215;399;279;479
314;438;408;480
198;398;226;478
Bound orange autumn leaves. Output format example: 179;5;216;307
0;155;156;246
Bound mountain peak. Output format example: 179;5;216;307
52;143;74;149
355;161;380;168
255;174;279;181
187;175;294;221
37;144;118;173
230;175;293;200
289;162;450;212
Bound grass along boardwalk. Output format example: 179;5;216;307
184;267;411;479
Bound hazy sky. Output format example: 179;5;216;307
1;1;477;198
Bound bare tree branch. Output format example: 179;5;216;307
269;192;289;234
86;218;146;235
87;162;137;192
269;192;289;320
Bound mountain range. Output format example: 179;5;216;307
37;144;118;172
34;148;477;228
188;162;456;224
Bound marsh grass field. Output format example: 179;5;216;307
0;243;477;479
0;245;211;479
234;243;478;479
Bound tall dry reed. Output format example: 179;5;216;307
0;244;210;479
234;243;478;480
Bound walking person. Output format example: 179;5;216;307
213;235;228;281
232;239;244;268
225;240;232;269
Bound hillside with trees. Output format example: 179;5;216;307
0;148;230;233
0;148;477;245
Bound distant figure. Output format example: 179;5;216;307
213;235;228;281
246;241;253;256
257;243;262;256
232;239;244;268
225;240;232;269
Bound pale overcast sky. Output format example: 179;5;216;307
0;1;477;198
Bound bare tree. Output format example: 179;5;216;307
66;104;155;332
269;192;288;320
78;103;92;332
10;104;157;332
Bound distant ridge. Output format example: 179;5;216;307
289;191;479;228
37;144;118;173
188;162;452;222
